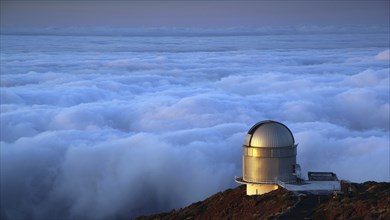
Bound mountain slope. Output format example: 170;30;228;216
136;182;390;220
312;181;390;220
136;185;297;220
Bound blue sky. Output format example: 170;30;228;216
1;0;389;27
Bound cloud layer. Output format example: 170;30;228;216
1;27;389;219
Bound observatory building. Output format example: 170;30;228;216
236;120;340;196
235;120;300;195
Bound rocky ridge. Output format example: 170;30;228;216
136;182;390;220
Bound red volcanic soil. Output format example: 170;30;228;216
136;185;297;220
312;181;390;220
136;182;390;220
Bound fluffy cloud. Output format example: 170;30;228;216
375;49;390;60
1;27;389;219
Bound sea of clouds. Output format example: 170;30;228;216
1;26;389;219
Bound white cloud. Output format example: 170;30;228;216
375;49;390;60
1;27;389;219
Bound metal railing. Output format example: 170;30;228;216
234;176;295;187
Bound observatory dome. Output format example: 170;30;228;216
244;120;295;148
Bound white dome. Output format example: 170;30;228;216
244;120;295;148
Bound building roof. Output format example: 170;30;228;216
244;120;295;148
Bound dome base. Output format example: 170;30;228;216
247;184;278;195
235;176;280;195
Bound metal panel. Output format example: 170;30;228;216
242;146;297;158
243;155;296;183
244;134;251;146
250;122;294;148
